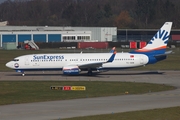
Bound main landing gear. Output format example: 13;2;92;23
87;68;93;76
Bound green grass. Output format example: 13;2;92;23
62;106;180;120
1;48;180;71
0;81;175;105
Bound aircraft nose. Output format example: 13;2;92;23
6;61;13;68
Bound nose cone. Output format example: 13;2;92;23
6;61;13;68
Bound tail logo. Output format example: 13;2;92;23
149;30;169;45
130;22;172;53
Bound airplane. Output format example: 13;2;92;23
6;22;172;76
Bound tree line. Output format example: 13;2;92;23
0;0;179;28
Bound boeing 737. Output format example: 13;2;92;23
6;22;173;76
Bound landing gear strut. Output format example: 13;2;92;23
87;68;93;76
21;72;25;76
16;70;25;76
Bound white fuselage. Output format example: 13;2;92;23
6;53;149;71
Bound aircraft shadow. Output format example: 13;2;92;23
96;71;164;75
6;71;164;77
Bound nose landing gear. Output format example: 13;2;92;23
22;72;25;76
16;70;25;76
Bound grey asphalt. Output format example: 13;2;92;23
0;70;180;120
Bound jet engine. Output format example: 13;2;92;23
62;66;80;75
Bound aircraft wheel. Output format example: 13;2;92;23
22;73;25;76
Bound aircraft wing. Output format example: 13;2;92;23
78;62;104;68
67;51;116;68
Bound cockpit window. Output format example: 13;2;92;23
13;59;19;61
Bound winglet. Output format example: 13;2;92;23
107;51;116;62
110;47;116;53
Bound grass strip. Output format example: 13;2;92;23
0;81;175;105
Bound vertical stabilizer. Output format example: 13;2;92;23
133;22;172;53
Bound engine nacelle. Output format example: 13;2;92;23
63;66;80;75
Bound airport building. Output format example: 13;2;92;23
0;24;179;49
0;26;117;47
115;29;180;42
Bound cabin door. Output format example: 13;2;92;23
25;57;29;65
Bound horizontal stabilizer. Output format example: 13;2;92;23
165;50;173;54
154;50;172;57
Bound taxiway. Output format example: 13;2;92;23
0;70;180;120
